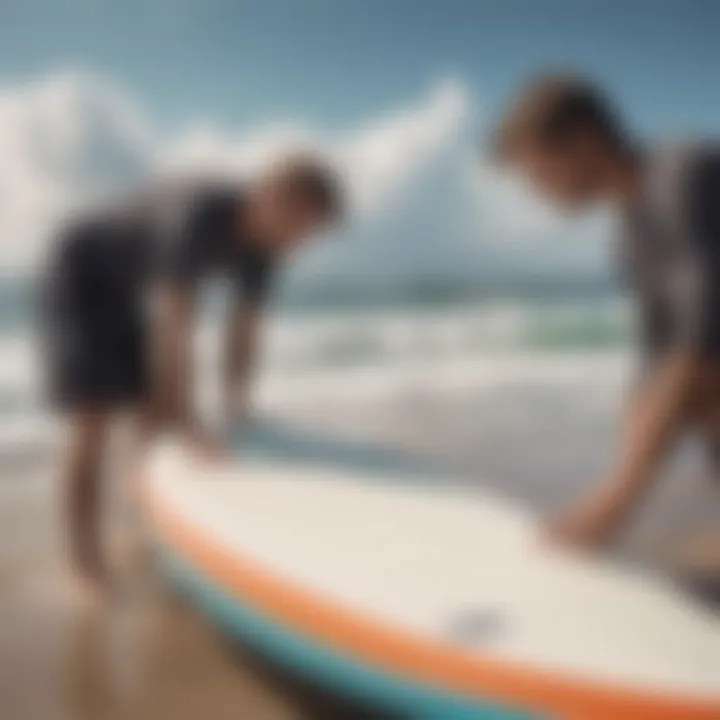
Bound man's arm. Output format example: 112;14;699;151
223;301;263;430
549;151;720;549
148;282;201;436
611;353;698;495
548;351;699;547
147;187;238;453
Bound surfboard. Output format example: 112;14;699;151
145;440;720;720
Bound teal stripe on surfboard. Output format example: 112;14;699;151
159;546;541;720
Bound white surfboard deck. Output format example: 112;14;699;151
148;442;720;699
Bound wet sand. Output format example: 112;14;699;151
0;459;387;720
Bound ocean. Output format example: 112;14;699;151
0;275;634;519
0;275;631;409
3;273;718;560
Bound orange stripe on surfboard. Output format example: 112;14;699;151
147;482;720;720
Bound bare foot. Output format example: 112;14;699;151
182;425;226;463
70;571;108;613
68;544;113;610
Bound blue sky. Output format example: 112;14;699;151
0;1;717;280
2;0;719;135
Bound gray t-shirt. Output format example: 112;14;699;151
620;144;720;360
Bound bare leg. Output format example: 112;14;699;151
64;407;111;590
104;404;156;589
127;402;159;505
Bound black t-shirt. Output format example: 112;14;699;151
56;182;276;309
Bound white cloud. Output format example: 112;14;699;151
0;71;610;282
158;122;320;182
338;79;468;215
0;72;152;267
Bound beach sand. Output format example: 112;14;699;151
1;376;719;720
0;458;386;720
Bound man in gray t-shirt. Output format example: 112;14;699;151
491;75;720;550
621;144;720;365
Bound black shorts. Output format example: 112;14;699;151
41;224;149;411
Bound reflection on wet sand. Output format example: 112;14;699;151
0;465;387;720
61;586;301;720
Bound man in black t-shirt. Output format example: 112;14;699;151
43;155;344;590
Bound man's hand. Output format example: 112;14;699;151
182;423;225;462
222;385;249;438
542;489;626;551
543;352;700;553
